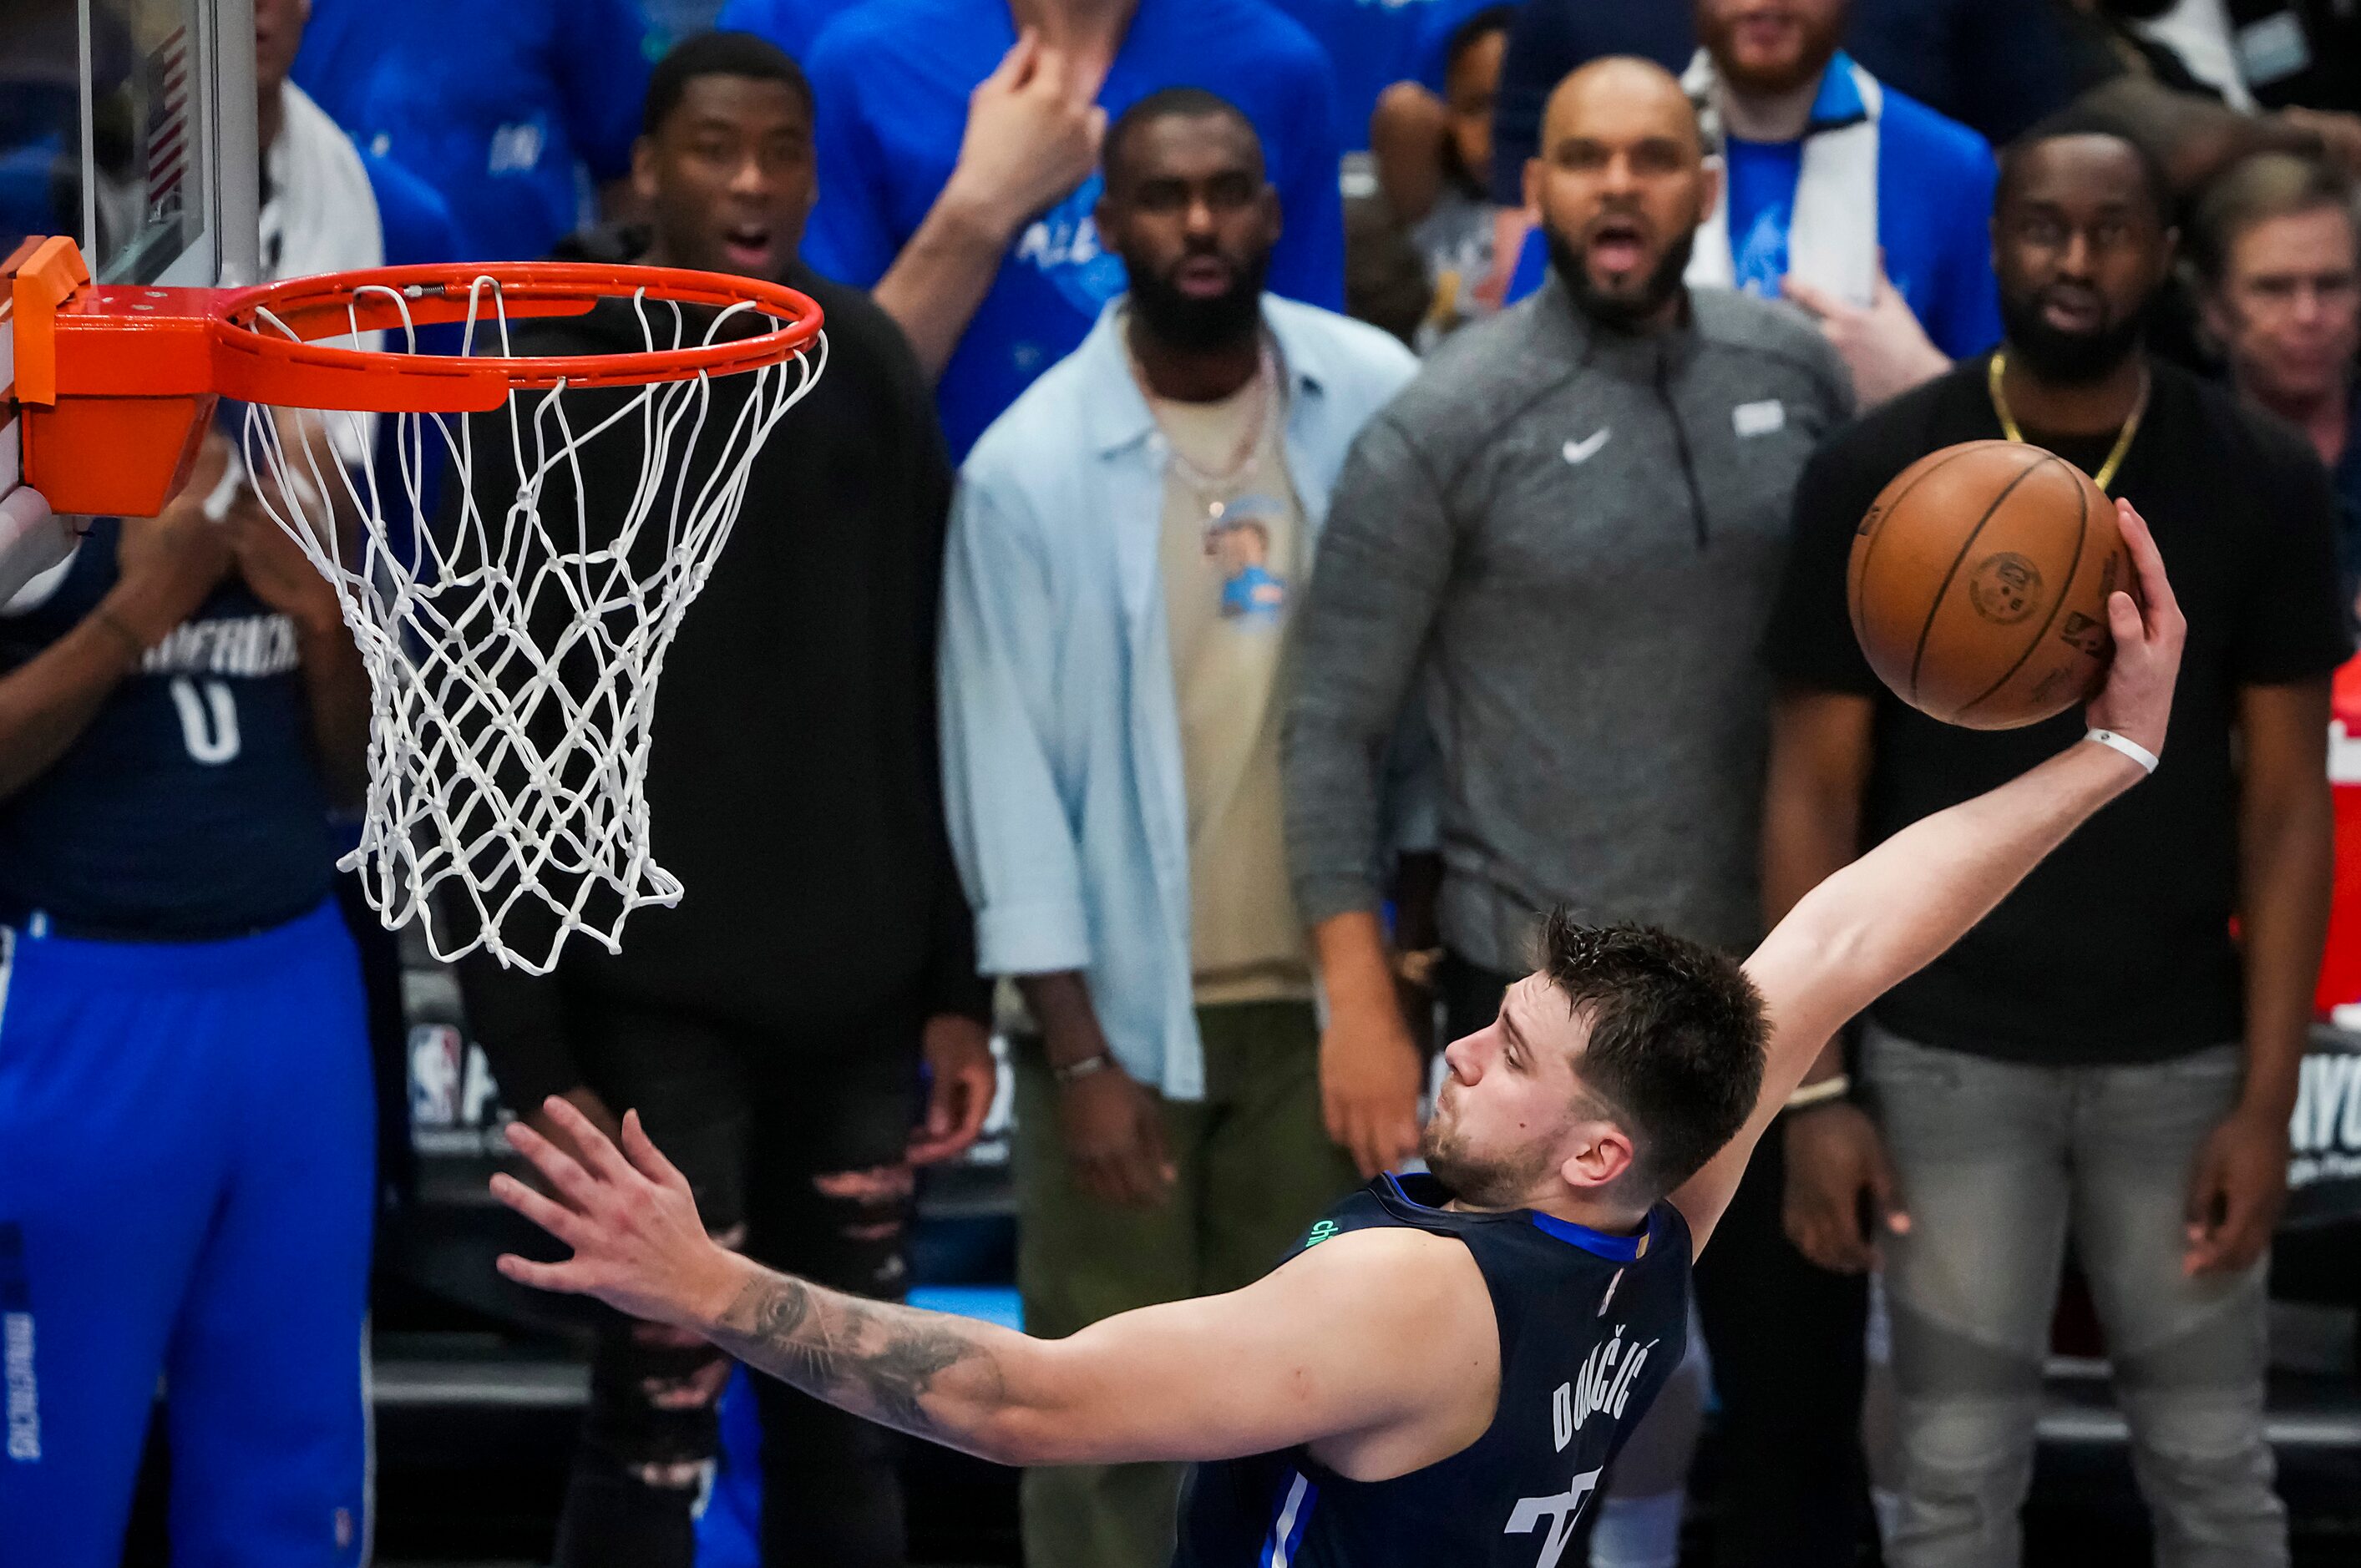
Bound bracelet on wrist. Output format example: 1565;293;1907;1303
1783;1073;1852;1113
2085;727;2158;775
1051;1051;1115;1087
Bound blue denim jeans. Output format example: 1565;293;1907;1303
1862;1026;2284;1568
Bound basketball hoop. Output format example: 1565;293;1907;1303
3;236;828;972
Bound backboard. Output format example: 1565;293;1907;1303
1;0;258;291
3;0;252;556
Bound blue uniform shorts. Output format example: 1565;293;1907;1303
0;899;374;1568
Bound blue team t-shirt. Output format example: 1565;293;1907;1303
292;0;659;262
712;0;860;55
1724;135;1806;299
363;149;463;271
788;0;1346;458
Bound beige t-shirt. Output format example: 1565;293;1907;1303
1148;356;1313;1005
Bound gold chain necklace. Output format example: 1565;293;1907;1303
1987;349;2148;493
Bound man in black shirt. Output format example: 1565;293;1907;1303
1763;119;2348;1565
449;33;995;1568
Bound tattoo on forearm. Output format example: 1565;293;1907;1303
709;1270;1008;1444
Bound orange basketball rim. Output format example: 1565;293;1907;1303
3;235;825;518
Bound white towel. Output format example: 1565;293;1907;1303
259;83;386;462
1682;50;1882;309
261;82;385;289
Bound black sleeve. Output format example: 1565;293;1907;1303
925;863;991;1024
2233;421;2355;685
455;948;580;1110
427;392;586;1108
879;301;992;1026
1762;438;1886;695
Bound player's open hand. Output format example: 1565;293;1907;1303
2083;498;2184;765
234;410;360;634
492;1097;742;1332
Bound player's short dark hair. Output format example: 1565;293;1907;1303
1443;5;1516;77
2187;151;2358;290
643;30;814;139
1998;109;2177;230
1103;88;1264;193
1538;913;1766;1197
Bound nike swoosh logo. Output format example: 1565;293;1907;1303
1563;429;1611;465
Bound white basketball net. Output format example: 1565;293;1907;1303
237;276;825;973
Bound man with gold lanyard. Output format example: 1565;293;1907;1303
1759;115;2348;1566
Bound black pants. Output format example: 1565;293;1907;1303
551;994;925;1568
1441;953;1873;1567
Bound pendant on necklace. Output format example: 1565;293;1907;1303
1206;498;1227;521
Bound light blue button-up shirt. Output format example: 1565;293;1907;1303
940;295;1417;1100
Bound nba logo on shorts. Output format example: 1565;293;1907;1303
1;1223;38;1462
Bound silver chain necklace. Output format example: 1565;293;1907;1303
1133;339;1279;522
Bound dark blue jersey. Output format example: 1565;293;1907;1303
0;523;335;938
1173;1173;1691;1568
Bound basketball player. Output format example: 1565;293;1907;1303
0;422;374;1568
489;501;2187;1561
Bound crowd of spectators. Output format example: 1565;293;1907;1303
4;1;2361;1566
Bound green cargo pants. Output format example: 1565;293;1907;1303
1011;999;1362;1568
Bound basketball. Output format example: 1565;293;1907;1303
1848;440;2130;731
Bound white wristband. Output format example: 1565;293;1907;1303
1784;1074;1851;1112
2085;728;2159;775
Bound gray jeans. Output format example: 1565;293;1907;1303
1862;1026;2284;1568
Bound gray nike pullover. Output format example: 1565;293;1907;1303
1284;275;1854;969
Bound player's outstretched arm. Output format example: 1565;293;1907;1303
1673;499;2186;1252
494;1097;1494;1469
